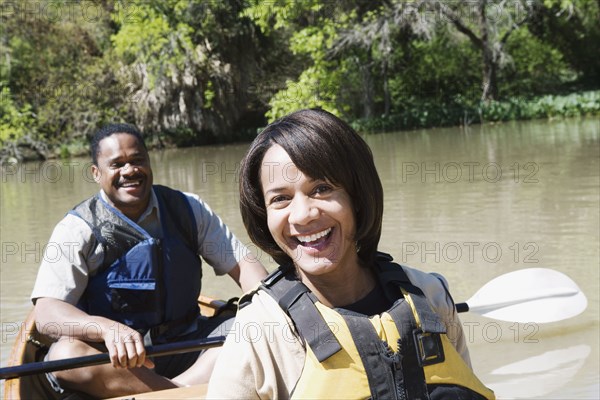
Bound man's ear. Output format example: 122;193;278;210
91;164;101;183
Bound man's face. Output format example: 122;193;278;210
92;133;153;220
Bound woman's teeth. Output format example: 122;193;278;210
297;228;332;244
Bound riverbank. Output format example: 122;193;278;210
351;90;600;133
2;90;599;164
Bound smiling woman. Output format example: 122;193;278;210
207;108;496;399
260;144;363;304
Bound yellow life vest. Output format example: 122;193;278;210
258;253;495;400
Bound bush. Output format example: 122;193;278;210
0;86;35;143
351;91;600;133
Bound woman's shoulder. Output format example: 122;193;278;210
399;264;455;314
238;288;298;326
400;264;449;289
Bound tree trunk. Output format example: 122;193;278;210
360;49;375;119
382;57;391;117
481;47;499;101
478;0;498;101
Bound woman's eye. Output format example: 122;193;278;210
313;184;332;195
269;195;289;205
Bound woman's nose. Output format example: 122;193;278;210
288;195;318;225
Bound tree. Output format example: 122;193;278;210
110;0;275;144
0;0;121;157
528;0;600;87
245;0;402;120
330;3;433;117
399;0;538;102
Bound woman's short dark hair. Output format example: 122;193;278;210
239;108;384;267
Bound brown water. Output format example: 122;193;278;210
1;117;598;398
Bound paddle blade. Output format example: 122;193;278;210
466;268;587;323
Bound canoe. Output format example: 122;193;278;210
3;296;233;400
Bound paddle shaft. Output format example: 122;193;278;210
2;306;472;380
0;335;226;380
0;269;585;379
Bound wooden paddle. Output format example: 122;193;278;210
0;268;586;380
0;335;226;380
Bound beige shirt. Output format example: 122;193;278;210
207;265;472;399
31;189;246;304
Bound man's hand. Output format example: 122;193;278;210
35;297;155;369
102;322;153;369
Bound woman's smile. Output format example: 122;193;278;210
296;227;332;246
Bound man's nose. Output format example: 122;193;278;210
121;163;137;173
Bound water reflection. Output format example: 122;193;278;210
489;344;591;398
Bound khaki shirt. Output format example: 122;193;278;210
31;188;246;305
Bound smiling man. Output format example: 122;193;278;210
30;123;267;399
91;130;154;221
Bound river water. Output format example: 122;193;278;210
1;117;598;398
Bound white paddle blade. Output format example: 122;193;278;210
466;268;587;323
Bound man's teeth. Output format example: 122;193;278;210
297;228;332;243
121;180;141;187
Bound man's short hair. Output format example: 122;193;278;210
91;123;147;165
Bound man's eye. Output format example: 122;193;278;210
131;158;146;166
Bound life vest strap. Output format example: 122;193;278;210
261;265;342;362
389;302;434;399
339;308;406;400
375;253;446;335
149;306;200;341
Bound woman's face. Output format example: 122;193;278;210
260;144;359;278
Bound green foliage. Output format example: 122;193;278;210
0;86;35;142
111;1;196;89
529;0;600;87
352;91;600;133
243;0;330;34
389;34;481;106
1;0;599;158
1;0;125;156
481;91;600;121
500;28;573;96
109;0;277;142
267;23;346;120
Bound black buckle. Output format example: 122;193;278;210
413;330;445;367
262;263;293;287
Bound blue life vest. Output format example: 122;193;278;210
72;185;202;341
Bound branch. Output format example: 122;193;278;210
435;2;484;50
499;3;533;45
